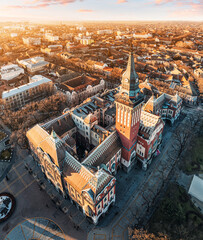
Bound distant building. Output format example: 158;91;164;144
0;64;24;81
4;25;25;31
41;45;63;56
23;37;41;46
45;33;59;42
133;33;152;39
103;67;113;77
57;75;105;105
194;68;203;78
60;52;72;60
97;30;113;35
2;75;52;110
10;33;18;38
76;26;86;31
80;38;94;45
86;60;108;71
17;57;49;73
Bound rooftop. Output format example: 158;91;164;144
2;76;52;99
73;101;99;119
139;110;162;138
59;75;99;92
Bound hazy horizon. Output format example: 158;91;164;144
0;0;202;22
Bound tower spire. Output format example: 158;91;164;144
130;38;133;52
121;47;140;99
115;45;144;172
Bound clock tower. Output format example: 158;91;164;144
115;50;144;172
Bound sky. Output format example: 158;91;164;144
0;0;202;22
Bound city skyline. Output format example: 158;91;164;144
0;0;203;22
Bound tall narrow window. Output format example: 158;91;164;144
124;111;127;126
127;112;130;127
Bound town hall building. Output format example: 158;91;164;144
26;50;181;224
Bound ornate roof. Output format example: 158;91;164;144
27;123;115;202
120;51;140;99
26;124;66;167
63;150;114;199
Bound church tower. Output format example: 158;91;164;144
115;50;144;172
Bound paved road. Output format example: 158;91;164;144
0;148;86;240
0;120;12;182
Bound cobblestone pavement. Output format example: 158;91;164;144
5;217;65;240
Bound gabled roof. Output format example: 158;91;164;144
27;123;115;201
63;150;114;199
82;131;122;167
170;93;182;104
44;113;76;138
26;124;66;167
143;94;157;113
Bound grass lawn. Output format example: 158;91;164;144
182;120;203;174
185;136;203;173
0;131;6;141
148;184;203;240
0;149;11;161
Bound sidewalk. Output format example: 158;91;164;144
0;118;11;135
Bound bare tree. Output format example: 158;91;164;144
128;227;168;240
170;124;191;160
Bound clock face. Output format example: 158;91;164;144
125;78;128;83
